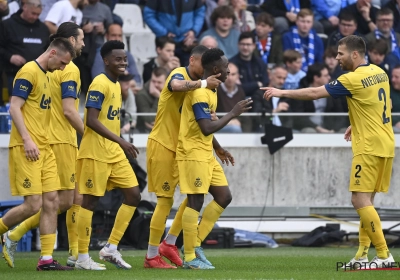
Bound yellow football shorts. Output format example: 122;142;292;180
349;154;393;193
51;143;77;190
9;145;60;196
178;157;228;194
146;139;179;197
76;158;138;196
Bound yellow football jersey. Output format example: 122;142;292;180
78;73;125;163
148;67;195;152
176;88;217;162
48;62;80;147
325;63;395;157
9;61;51;149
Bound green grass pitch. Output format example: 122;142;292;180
1;247;400;280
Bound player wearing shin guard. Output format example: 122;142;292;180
74;40;141;270
263;35;395;269
177;48;252;269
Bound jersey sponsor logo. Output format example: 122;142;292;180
194;177;202;187
203;107;210;114
23;178;31;188
23;38;42;44
40;94;51;109
19;84;29;92
107;105;120;120
162;181;170;191
68;85;75;91
329;80;337;86
89;94;99;102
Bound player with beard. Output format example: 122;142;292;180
2;22;85;269
263;35;395;269
0;37;75;271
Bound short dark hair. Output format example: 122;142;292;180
201;48;225;71
323;46;337;60
377;7;393;18
210;5;235;27
239;32;255;43
49;37;76;58
100;40;125;59
155;36;175;49
283;50;302;64
152;67;169;77
190;44;208;56
339;12;356;23
338;35;366;57
255;12;274;26
306;63;328;84
50;22;81;42
368;39;388;55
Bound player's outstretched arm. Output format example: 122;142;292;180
262;85;330;101
213;136;234;166
9;96;40;161
170;74;222;92
197;99;253;136
63;98;84;135
86;108;139;158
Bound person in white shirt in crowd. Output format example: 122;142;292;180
45;0;88;34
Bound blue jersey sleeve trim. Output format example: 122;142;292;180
12;79;33;100
61;81;78;99
167;73;185;91
193;102;211;121
86;91;105;110
324;80;352;99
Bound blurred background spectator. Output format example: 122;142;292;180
391;65;400;132
44;0;87;34
119;73;137;134
230;0;255;32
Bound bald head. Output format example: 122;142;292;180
200;36;218;49
106;24;123;42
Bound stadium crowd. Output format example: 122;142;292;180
1;0;400;134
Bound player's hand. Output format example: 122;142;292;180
230;98;253;117
261;87;284;100
210;110;219;121
215;147;235;166
119;140;139;158
344;125;352;142
24;139;40;161
206;73;222;89
10;55;26;66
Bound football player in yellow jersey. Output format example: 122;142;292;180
2;22;86;268
0;38;75;271
74;40;141;270
178;48;252;269
144;45;224;268
263;35;395;268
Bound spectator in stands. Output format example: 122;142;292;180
0;0;50;95
339;0;378;35
44;0;87;34
230;0;255;32
203;0;218;29
324;47;344;80
39;0;59;22
119;73;137;134
144;0;205;66
91;23;141;85
2;0;19;20
267;65;289;127
260;0;323;34
385;0;400;34
327;13;360;47
216;62;249;133
384;45;400;77
129;79;141;95
367;39;389;74
310;0;341;35
142;36;180;84
283;50;306;89
0;0;9;18
282;9;324;72
199;5;240;59
253;12;283;65
199;35;219;48
390;65;400;132
365;8;400;54
136;67;168;133
282;64;337;133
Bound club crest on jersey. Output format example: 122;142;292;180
194;177;202;187
162;181;170;191
23;178;31;188
107;105;120;120
70;173;75;183
86;179;93;188
40;94;51;109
